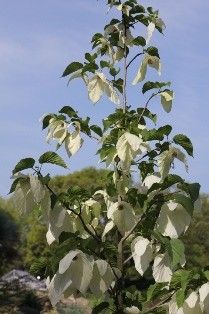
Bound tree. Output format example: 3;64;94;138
10;0;209;313
0;208;20;275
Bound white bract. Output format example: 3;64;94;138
199;283;209;313
131;236;153;275
46;118;68;145
160;90;174;113
107;201;137;235
153;253;173;283
156;201;191;238
132;53;161;84
13;175;50;214
89;259;116;295
88;72;120;104
116;132;148;167
46;205;75;245
146;22;155;45
169;292;202;314
124;306;140;314
158;146;188;179
65;127;83;157
143;173;161;190
48;250;94;305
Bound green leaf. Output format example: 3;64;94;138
85;52;97;63
162;174;183;190
146;46;160;58
42;114;54;130
142;125;172;141
158;125;172;137
90;125;103;137
92;302;109;314
148;174;184;193
39;151;67;168
130;4;145;14
139;161;154;181
173;134;193;157
9;177;26;194
113;78;124;93
59;106;78;118
13;158;35;175
146;282;167;302
171;269;193;291
62;62;83;77
176;288;186;308
178;182;200;202
82;62;98;73
169;239;185;268
142;81;171;94
109;67;120;77
137;108;157;124
100;60;110;68
132;36;146;47
171;193;194;215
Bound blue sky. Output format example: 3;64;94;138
0;0;209;196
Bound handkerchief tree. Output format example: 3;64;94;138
10;0;209;313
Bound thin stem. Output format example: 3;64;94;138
126;52;144;69
119;216;141;248
141;293;173;314
122;18;128;113
138;91;161;122
123;254;133;265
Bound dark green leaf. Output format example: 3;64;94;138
142;125;172;141
137;108;157;124
132;36;146;47
130;4;145;14
62;62;83;77
171;193;194;215
139;162;154;181
173;134;193;157
100;60;110;68
146;46;160;58
82;62;98;73
59;106;78;118
176;289;186;308
142;81;171;94
146;283;168;302
148;174;183;193
171;269;193;292
204;271;209;281
13;158;35;175
42;114;54;130
113;78;124;93
9;177;25;194
109;67;120;77
90;125;103;137
161;174;183;190
92;302;109;314
39;152;67;168
85;53;97;63
169;239;185;268
159;125;172;136
178;182;200;202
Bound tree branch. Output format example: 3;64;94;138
138;91;161;122
126;52;144;69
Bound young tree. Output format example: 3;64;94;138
10;0;209;313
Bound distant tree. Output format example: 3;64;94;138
0;208;21;275
183;195;209;269
52;167;109;193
